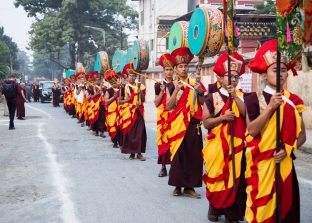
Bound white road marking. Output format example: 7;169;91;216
29;105;79;223
38;123;80;223
298;177;312;187
26;104;52;119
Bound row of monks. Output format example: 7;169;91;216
61;39;306;223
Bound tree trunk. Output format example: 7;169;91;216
69;43;76;69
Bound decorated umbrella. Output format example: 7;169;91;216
276;1;303;222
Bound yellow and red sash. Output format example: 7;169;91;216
156;84;170;156
88;95;101;125
164;78;204;161
202;90;246;209
105;89;119;140
119;84;146;134
84;98;91;121
245;90;304;223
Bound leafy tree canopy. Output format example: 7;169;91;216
15;0;139;70
0;40;10;80
254;0;276;15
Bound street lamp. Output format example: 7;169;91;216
84;25;106;48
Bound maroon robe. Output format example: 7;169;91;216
16;85;26;118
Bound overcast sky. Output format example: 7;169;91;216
0;0;33;55
0;0;139;57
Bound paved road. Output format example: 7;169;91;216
0;102;311;223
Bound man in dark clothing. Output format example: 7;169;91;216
1;77;19;130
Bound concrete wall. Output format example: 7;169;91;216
138;0;188;68
287;70;312;129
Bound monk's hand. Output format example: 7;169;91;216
194;84;204;95
268;92;283;111
273;149;286;163
227;85;236;98
174;81;184;91
222;111;235;121
160;84;165;93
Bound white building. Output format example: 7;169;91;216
131;0;199;69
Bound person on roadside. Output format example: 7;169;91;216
16;83;28;120
0;76;19;129
52;79;61;107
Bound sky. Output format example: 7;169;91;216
0;0;139;57
0;0;33;56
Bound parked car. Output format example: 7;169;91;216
39;81;54;103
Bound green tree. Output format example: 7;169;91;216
16;0;138;70
0;40;10;80
254;0;276;15
17;50;33;81
0;27;19;71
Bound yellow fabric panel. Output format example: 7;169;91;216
256;192;276;222
296;104;306;113
203;125;224;178
188;78;199;116
125;84;146;106
157;104;166;146
245;147;253;179
106;110;117;128
168;111;189;160
228;149;243;188
119;103;136;130
203;93;244;192
257;159;275;199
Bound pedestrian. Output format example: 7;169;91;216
165;47;206;198
154;53;175;177
16;83;28;120
33;83;40;102
0;76;19;129
25;83;32;102
104;70;122;148
52;79;61;107
202;52;247;223
244;39;306;223
120;63;147;161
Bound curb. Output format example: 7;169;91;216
299;145;312;154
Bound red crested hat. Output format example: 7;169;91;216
63;78;70;84
121;63;135;78
104;69;119;85
91;71;99;79
159;53;175;68
248;39;296;75
85;74;91;81
213;52;245;76
76;72;86;79
69;74;76;80
171;47;194;66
